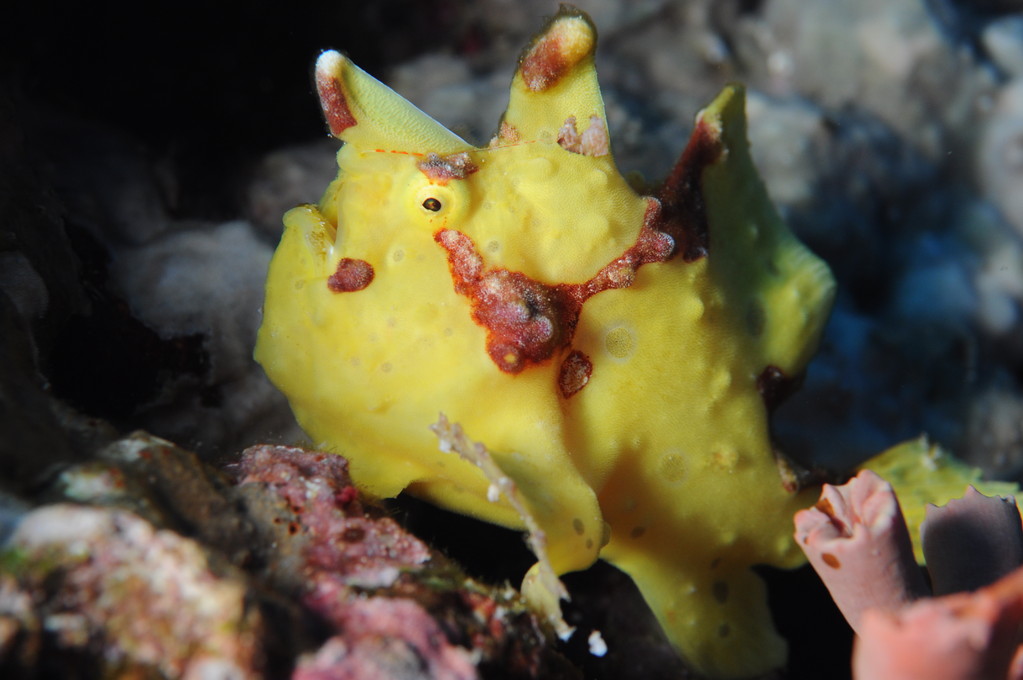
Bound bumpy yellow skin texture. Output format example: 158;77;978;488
256;10;834;679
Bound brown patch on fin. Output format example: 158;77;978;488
520;38;570;92
327;258;374;293
492;121;520;147
417;152;478;184
559;350;592;398
315;52;357;137
518;8;596;92
434;199;677;375
757;365;803;412
652;117;724;262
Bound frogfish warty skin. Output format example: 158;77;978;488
255;6;836;678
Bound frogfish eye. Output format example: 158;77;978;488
422;197;442;212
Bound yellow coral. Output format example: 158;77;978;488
256;7;836;678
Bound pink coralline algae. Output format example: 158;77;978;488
235;444;572;680
236;444;432;592
0;435;576;679
0;504;262;678
293;597;477;680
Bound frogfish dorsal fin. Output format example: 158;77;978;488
497;7;608;149
314;50;470;154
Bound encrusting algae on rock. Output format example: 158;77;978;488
256;6;839;678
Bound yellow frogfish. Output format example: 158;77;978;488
256;6;837;678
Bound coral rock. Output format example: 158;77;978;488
0;504;263;678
